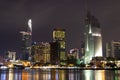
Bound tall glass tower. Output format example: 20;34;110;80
53;28;66;63
84;12;102;64
20;19;32;60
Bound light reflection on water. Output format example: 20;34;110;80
95;70;105;80
0;69;120;80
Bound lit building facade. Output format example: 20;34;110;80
32;42;50;63
106;40;120;59
20;19;32;60
84;12;102;64
42;42;50;63
69;48;79;59
4;51;16;61
53;28;66;62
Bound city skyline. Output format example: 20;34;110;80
0;0;120;55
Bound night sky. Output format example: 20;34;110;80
0;0;120;55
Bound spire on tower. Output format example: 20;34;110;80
28;19;32;32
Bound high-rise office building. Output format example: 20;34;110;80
20;19;32;60
32;42;50;63
53;28;66;63
50;41;60;64
4;51;16;61
84;12;102;64
106;40;120;59
69;48;79;59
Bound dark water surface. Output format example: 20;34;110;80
0;69;120;80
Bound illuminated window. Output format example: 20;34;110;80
59;41;65;49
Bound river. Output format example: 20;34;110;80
0;69;120;80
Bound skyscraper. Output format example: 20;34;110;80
50;41;60;64
70;48;79;59
106;40;120;59
84;12;102;64
53;28;66;64
32;42;50;63
20;19;32;60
